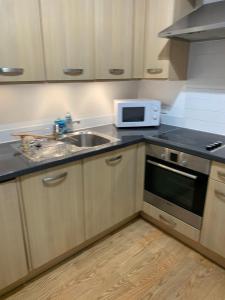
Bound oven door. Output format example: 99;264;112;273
144;156;208;229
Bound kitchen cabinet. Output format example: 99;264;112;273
201;163;225;258
132;0;146;78
95;0;134;79
0;181;28;290
41;0;94;81
143;202;200;241
0;0;45;82
84;145;138;239
21;162;85;269
144;0;194;80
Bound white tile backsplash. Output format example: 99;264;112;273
140;39;225;136
161;88;225;135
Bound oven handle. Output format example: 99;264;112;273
147;160;197;180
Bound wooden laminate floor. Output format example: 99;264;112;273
6;219;225;300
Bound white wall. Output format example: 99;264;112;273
138;40;225;136
0;81;138;125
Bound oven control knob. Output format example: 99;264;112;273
153;115;158;120
181;160;187;167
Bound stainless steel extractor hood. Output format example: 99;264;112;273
159;0;225;42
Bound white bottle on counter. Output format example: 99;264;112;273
65;113;73;133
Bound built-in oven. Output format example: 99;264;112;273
144;144;210;229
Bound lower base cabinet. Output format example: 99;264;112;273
0;181;28;290
20;162;85;269
84;145;138;239
201;179;225;258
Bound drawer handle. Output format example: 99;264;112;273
147;68;163;75
215;190;225;202
217;171;225;181
0;67;24;76
106;155;122;165
42;172;68;185
63;68;83;76
109;69;124;75
159;214;177;228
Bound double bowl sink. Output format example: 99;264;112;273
15;131;120;162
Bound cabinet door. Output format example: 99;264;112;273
0;0;45;82
84;146;137;239
41;0;94;81
132;0;146;78
112;146;137;224
0;181;28;290
201;179;225;258
95;0;134;79
21;162;85;269
84;151;114;239
144;0;175;79
144;0;193;80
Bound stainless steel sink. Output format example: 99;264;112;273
60;131;119;148
13;131;120;162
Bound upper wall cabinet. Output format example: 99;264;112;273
95;0;135;80
41;0;94;81
0;0;45;82
144;0;194;80
133;0;146;79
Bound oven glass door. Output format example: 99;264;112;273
145;156;208;216
122;107;145;123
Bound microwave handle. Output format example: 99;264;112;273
147;160;197;180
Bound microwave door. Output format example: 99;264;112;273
122;107;145;123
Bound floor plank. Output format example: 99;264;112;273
6;219;225;300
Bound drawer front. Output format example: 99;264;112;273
201;179;225;258
210;161;225;183
143;202;200;241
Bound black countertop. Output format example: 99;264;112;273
1;123;225;183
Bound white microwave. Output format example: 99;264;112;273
114;99;161;128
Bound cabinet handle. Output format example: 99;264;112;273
159;214;177;227
147;68;163;75
147;160;197;180
109;69;124;75
63;68;83;76
42;172;68;185
0;67;24;76
106;155;122;165
215;190;225;203
217;171;225;181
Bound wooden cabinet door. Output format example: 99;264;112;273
84;151;114;239
41;0;94;81
144;0;193;80
84;146;137;239
95;0;134;79
201;179;225;258
0;181;28;290
112;146;137;224
21;162;85;269
144;0;175;79
132;0;146;78
0;0;45;82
